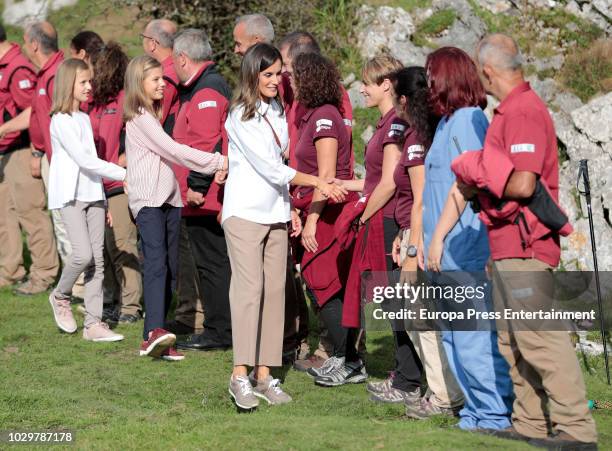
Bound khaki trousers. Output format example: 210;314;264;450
223;216;287;367
492;258;597;443
103;193;142;316
41;155;85;296
0;148;58;283
398;229;463;409
174;219;205;330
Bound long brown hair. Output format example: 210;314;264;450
92;41;128;106
50;58;90;115
231;43;283;121
123;55;162;122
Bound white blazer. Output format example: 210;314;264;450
48;112;126;210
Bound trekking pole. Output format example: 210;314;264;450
577;159;610;385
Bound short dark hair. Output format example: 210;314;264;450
425;47;487;117
26;22;58;55
293;52;342;109
279;31;320;60
70;30;104;63
0;23;7;43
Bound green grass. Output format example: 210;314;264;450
1;287;611;449
365;0;431;12
352;107;381;166
412;9;457;48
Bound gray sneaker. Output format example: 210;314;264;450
253;375;292;405
307;356;344;377
15;278;52;296
366;372;395;394
49;292;77;333
370;386;420;404
314;359;368;387
229;375;259;410
405;396;460;420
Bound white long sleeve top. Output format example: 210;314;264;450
48;112;126;210
222;100;297;225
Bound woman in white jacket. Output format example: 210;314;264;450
47;58;126;342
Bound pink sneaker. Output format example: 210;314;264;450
49;292;77;334
160;347;185;361
139;328;176;358
83;322;124;342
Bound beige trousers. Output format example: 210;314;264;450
223;216;287;367
399;229;464;409
0;147;59;283
492;258;597;443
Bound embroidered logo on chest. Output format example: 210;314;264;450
198;100;217;109
39;88;46;96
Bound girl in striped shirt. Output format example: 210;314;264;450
123;55;227;361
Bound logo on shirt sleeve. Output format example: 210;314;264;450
316;118;333;132
197;100;217;110
388;123;406;137
343;118;352;127
510;143;535;154
407;145;425;160
18;79;32;89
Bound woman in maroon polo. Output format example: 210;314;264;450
290;52;363;387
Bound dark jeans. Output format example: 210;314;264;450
383;216;423;392
136;204;180;340
185;215;232;345
319;293;359;362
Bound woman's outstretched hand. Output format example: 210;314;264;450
316;178;347;203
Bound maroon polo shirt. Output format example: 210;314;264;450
88;90;125;195
393;127;425;229
363;110;407;217
0;43;37;153
29;50;63;159
484;82;561;267
294;103;353;199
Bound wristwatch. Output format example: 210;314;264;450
406;245;418;258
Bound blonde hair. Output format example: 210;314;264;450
362;55;404;85
123;55;163;122
50;58;90;115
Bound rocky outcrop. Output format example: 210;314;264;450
3;0;78;25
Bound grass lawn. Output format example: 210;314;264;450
0;288;610;450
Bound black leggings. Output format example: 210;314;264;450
318;292;360;362
383;217;423;392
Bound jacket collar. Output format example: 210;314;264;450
494;82;531;115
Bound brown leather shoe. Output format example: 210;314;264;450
293;354;326;372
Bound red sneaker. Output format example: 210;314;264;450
139;328;176;358
161;347;185;362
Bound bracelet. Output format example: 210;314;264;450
31;150;45;158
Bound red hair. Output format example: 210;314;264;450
425;47;487;117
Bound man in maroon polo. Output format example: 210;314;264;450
0;23;59;291
170;29;233;351
457;34;597;448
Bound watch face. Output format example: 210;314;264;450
407;245;418;257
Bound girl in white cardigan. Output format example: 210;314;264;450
48;58;126;342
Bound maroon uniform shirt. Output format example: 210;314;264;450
393;127;426;229
484;82;561;266
0;43;37;153
29;50;63;160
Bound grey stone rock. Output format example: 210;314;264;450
354;163;366;180
552;111;601;161
356;5;416;60
3;0;77;25
527;76;558;104
565;0;612;33
571;92;612;144
347;81;366;110
552;91;584;116
343;73;356;87
361;125;375;145
479;0;514;14
430;0;487;53
532;54;565;72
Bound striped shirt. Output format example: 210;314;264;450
125;109;224;218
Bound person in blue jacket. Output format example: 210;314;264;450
409;46;513;430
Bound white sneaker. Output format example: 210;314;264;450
83;322;124;342
49;292;77;333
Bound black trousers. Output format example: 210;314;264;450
185;215;232;345
136;204;180;340
383;217;423;392
318;292;360;362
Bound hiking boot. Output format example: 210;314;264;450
529;431;598;450
48;292;77;333
0;277;18;289
293;354;326;372
14;278;52;296
160;347;185;362
405;396;460;420
139;328;176;358
370;386;420;404
102;305;119;324
314;359;368;387
252;375;292;405
83;322;124;342
229;375;259;410
118;313;141;324
307;356;344;377
366;371;395;394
